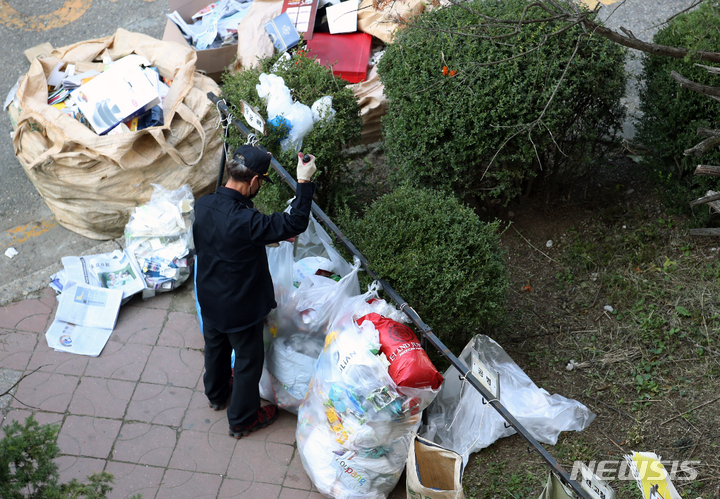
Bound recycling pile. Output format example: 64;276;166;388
124;184;195;296
295;287;443;499
261;214;357;413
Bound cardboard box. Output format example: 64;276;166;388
70;64;160;135
281;0;320;40
307;32;372;83
264;12;301;52
163;0;238;82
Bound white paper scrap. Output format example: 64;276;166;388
327;0;359;34
5;247;18;259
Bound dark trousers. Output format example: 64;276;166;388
203;320;265;428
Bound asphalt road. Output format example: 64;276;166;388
0;0;169;302
0;0;702;304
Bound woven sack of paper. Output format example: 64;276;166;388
12;29;223;240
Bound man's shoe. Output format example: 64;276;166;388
208;394;231;411
228;405;279;439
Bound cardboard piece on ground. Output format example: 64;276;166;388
407;435;465;499
24;42;55;62
232;0;284;72
326;0;359;34
357;0;425;43
282;0;320;40
348;64;386;144
537;474;574;499
163;0;238;82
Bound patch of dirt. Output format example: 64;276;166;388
347;148;720;498
464;155;720;498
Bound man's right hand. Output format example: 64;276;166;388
297;153;316;182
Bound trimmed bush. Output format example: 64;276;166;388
378;0;627;205
0;415;137;499
222;49;362;214
636;2;720;180
339;185;508;352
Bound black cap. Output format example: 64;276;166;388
232;145;274;184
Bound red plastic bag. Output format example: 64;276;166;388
357;313;444;390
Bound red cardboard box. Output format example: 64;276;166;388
306;32;372;84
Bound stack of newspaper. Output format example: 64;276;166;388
46;250;146;357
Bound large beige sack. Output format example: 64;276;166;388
12;29;223;240
357;0;425;44
233;0;284;72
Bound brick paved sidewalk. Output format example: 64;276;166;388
0;283;406;499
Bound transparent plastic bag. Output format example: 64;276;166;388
296;285;439;499
124;184;195;294
422;335;596;468
292;260;361;334
261;213;359;413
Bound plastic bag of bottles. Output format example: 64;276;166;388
296;285;440;499
260;213;360;413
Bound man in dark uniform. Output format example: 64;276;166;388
193;145;316;438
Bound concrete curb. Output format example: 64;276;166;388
0;239;124;307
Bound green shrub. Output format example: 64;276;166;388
636;2;720;182
0;415;137;499
339;185;508;352
221;49;362;214
378;0;627;205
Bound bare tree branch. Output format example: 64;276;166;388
580;18;720;63
670;70;720;101
690;191;720;208
686;131;720;158
695;165;720;176
481;33;585;181
0;365;46;407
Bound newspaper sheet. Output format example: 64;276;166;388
45;282;123;356
45;321;113;357
55;282;123;330
61;249;145;299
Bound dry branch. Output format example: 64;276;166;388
694;165;720;176
686;137;720;157
690;228;720;236
580;18;720;64
670;71;720;101
690;191;720;208
661;394;720;425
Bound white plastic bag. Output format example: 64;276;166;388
261;213;359;414
311;95;336;123
124;184;195;294
292;261;361;334
296;285;439;499
256;73;293;120
279;101;314;152
256;72;315;152
422;335;595;468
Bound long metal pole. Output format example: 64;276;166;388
208;93;590;499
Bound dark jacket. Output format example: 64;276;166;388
193;183;316;332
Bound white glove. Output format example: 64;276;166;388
297;153;317;181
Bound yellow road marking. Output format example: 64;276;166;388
579;0;622;8
0;0;92;31
2;219;58;250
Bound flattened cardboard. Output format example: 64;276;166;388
282;0;320;40
163;0;239;82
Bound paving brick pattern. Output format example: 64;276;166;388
0;284;406;499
